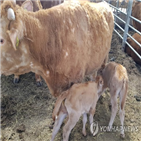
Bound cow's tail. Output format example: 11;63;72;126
52;90;69;121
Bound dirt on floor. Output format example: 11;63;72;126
1;31;141;141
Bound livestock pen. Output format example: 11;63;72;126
92;0;141;62
1;0;141;141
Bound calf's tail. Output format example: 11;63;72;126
52;90;69;121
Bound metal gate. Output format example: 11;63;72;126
91;0;141;61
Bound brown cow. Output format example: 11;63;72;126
0;0;42;86
51;76;103;141
125;33;141;65
0;0;114;97
98;62;128;138
132;1;141;32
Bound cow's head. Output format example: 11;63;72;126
0;0;34;75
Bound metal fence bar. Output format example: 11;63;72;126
130;16;141;24
125;41;141;59
97;0;141;61
114;14;126;24
114;29;123;39
122;0;133;49
109;3;127;15
126;33;141;48
128;24;141;36
114;21;124;32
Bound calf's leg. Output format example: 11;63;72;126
108;90;118;130
50;111;67;141
119;81;128;138
63;112;80;141
82;113;87;136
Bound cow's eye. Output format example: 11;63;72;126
0;39;4;44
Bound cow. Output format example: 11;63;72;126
132;1;141;32
125;33;141;65
51;76;103;141
0;0;114;97
0;0;42;86
98;62;128;138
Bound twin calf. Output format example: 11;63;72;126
50;62;128;141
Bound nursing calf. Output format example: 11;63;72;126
99;62;128;138
51;76;103;141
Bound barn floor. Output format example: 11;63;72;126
1;31;141;141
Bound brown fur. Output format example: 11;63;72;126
132;1;141;32
0;0;42;86
125;33;141;65
1;1;114;96
99;62;128;137
51;76;103;141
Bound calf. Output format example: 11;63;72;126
99;62;128;138
51;76;103;141
125;33;141;65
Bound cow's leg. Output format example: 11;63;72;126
35;74;42;86
108;90;118;131
82;113;87;136
50;111;67;141
63;112;80;141
13;75;20;83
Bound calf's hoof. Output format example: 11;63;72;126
13;77;20;83
120;133;125;139
82;131;87;137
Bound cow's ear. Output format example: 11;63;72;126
7;28;19;50
21;0;33;12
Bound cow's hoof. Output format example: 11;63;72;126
13;78;20;83
49;121;54;129
36;81;42;87
120;133;125;139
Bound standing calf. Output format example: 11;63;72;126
99;62;128;138
50;76;103;141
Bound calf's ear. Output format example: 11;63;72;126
21;0;33;12
7;28;19;50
